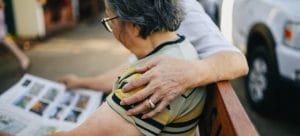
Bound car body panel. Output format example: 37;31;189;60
232;0;300;83
233;0;300;83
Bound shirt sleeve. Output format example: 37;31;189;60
177;0;241;59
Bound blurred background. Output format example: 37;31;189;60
0;0;299;135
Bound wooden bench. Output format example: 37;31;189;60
197;81;259;136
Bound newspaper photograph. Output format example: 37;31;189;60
0;74;103;136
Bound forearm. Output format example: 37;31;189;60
192;51;249;88
79;64;128;92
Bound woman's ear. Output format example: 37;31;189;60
127;23;140;37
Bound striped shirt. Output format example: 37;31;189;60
106;35;206;136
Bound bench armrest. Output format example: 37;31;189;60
199;81;259;136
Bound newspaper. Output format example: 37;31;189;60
0;74;103;136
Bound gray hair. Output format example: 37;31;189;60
105;0;184;39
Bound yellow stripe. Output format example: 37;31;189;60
173;102;204;123
114;73;144;99
129;73;142;79
120;67;136;78
126;86;143;96
183;127;197;136
115;89;125;99
160;111;174;120
152;111;174;125
153;114;168;124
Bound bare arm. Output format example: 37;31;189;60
52;103;142;136
121;51;248;118
79;64;128;91
190;51;249;89
59;64;128;93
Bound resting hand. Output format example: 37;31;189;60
120;56;205;119
58;74;82;89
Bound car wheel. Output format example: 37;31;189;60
246;46;279;113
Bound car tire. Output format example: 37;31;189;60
246;46;280;114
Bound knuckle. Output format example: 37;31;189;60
158;107;164;112
168;95;176;101
134;110;141;115
164;96;171;102
144;100;149;106
153;85;161;91
122;99;128;105
148;113;155;118
152;95;160;103
130;80;138;88
154;108;161;114
144;114;151;118
123;84;131;91
136;78;144;85
165;97;173;103
134;96;142;102
151;71;159;78
143;103;149;109
130;110;137;114
148;111;156;117
135;108;143;114
157;94;164;100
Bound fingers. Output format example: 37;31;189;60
123;88;181;118
127;100;150;116
134;58;160;73
123;57;165;93
142;101;169;119
56;74;79;89
121;85;153;105
57;77;69;85
142;90;178;119
126;93;161;116
57;74;73;83
122;72;151;93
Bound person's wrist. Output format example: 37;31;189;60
189;59;211;88
76;78;88;88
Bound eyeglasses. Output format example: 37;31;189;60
101;16;118;32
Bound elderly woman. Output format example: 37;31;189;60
55;0;206;136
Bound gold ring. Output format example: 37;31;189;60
148;99;155;109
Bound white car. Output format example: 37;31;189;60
233;0;300;112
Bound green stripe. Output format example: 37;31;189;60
163;121;198;133
162;122;198;134
136;123;158;136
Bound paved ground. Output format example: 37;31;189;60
0;21;130;92
231;79;300;136
1;21;300;135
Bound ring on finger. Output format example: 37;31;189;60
148;99;155;109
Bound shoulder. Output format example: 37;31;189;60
180;0;205;13
159;37;199;60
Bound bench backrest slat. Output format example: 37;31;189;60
199;81;259;136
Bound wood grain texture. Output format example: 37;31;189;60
198;81;259;136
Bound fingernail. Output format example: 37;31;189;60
121;88;127;92
141;115;147;119
120;101;125;105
